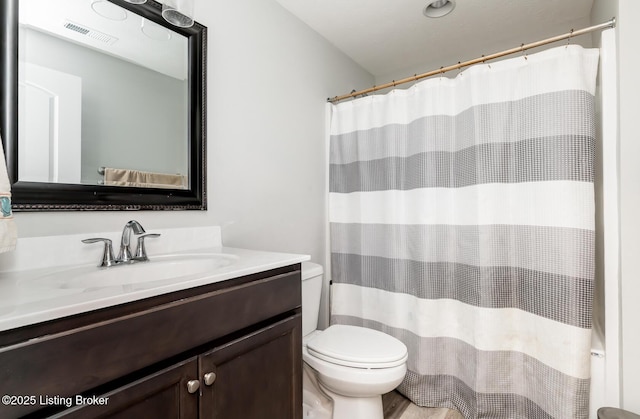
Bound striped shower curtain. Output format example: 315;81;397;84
329;45;599;418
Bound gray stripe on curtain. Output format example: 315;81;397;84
330;90;595;164
331;223;594;280
330;136;594;193
331;253;593;327
335;315;590;419
401;373;555;419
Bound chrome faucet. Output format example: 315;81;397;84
82;220;161;267
117;220;146;263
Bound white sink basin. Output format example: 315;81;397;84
30;253;239;289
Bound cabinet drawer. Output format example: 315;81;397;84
0;269;301;418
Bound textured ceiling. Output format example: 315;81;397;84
274;0;595;77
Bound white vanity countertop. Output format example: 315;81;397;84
0;243;310;333
0;247;309;331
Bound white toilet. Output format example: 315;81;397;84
301;262;408;419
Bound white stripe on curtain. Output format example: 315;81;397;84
329;182;594;229
329;44;599;418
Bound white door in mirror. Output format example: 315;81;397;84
19;63;81;184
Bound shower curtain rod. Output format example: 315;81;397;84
328;18;616;103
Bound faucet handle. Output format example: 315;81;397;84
82;238;117;267
134;233;161;261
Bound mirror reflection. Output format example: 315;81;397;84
19;0;189;189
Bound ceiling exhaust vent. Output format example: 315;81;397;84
63;21;118;45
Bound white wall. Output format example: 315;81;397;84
10;0;373;268
591;0;640;412
590;0;621;411
615;0;640;413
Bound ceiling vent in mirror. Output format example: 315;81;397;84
63;21;118;45
423;0;456;18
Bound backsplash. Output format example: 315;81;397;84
0;226;222;273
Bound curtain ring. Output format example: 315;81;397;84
482;54;491;69
520;44;528;60
566;29;574;48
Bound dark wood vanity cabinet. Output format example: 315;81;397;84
0;265;302;419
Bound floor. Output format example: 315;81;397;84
383;391;464;419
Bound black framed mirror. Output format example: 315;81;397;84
0;0;207;211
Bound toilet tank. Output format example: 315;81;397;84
301;262;324;337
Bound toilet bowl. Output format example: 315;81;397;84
301;262;408;419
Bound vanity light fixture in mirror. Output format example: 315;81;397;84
160;0;194;28
0;0;208;211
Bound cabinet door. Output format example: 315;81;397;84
51;357;199;419
199;314;302;419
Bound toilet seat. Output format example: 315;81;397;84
307;325;408;369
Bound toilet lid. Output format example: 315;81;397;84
307;325;408;369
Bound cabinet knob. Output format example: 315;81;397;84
204;372;217;386
187;379;200;394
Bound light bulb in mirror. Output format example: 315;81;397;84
162;0;194;28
